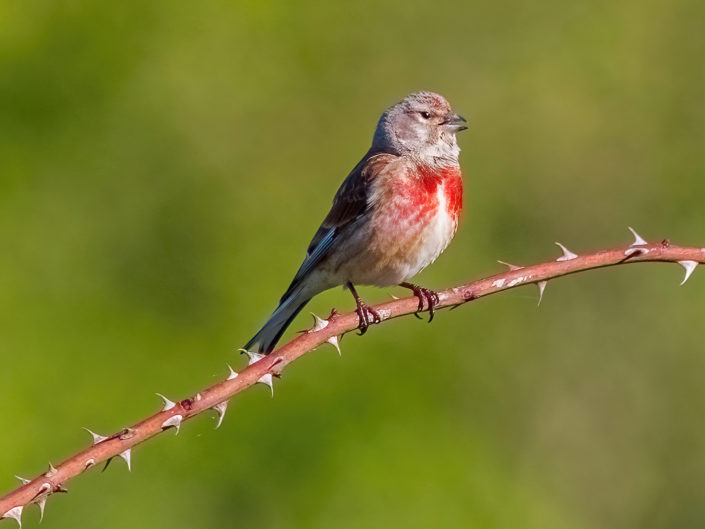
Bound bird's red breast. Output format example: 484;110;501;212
381;163;463;227
415;164;463;218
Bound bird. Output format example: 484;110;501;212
245;91;467;354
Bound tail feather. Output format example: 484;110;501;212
244;289;312;354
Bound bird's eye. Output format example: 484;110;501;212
420;111;431;119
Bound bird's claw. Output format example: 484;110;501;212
355;302;381;335
401;283;440;322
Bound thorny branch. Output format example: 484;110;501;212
2;229;704;526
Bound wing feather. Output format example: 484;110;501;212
279;151;397;302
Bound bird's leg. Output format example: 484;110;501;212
399;282;440;322
346;282;381;335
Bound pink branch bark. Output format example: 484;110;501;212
2;235;704;524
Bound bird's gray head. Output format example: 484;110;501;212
372;91;467;164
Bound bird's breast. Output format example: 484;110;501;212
348;163;463;285
375;164;463;230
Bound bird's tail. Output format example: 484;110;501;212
244;286;312;354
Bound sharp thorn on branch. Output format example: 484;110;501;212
226;364;239;380
32;484;51;523
118;450;132;471
243;350;275;395
14;477;30;486
327;335;342;356
156;393;176;411
555;242;578;261
678;260;698;285
83;428;108;445
258;374;274;396
37;496;47;522
537;281;548;306
1;505;23;528
628;226;648;246
161;415;183;435
45;464;57;479
497;260;523;271
212;401;228;429
309;313;329;332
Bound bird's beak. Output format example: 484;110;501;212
442;113;468;132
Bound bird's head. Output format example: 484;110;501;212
372;91;467;164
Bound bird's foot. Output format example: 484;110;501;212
355;301;381;335
399;282;440;322
346;282;381;335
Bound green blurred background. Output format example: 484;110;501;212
1;0;704;527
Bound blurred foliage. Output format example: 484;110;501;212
1;0;704;528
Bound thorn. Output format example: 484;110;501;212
327;335;342;356
243;349;264;363
83;428;108;445
243;349;275;396
536;281;547;306
258;373;274;396
309;313;329;332
212;401;228;429
389;294;399;300
37;497;46;522
161;415;183;434
15;476;30;485
678;260;698;285
497;260;523;271
84;458;95;470
118;449;132;471
45;464;57;479
156;393;176;411
226;364;239;380
628;226;647;246
555;242;578;261
31;484;51;522
2;506;23;527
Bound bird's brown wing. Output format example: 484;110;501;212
280;151;397;301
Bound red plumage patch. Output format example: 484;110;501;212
415;165;463;218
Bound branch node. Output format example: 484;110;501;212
119;428;137;440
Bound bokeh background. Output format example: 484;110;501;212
2;0;704;527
